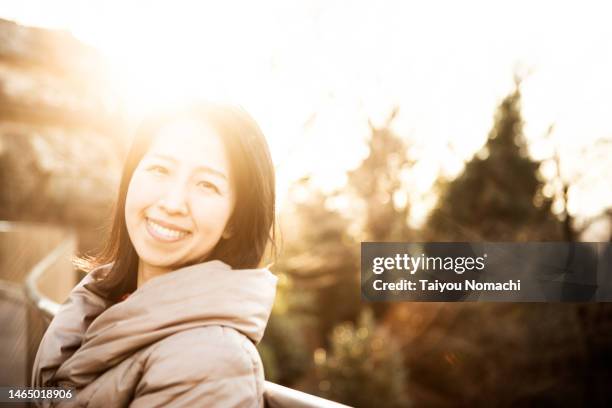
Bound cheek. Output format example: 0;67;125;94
125;174;156;221
191;197;233;232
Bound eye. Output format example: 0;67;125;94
146;164;169;175
197;180;220;193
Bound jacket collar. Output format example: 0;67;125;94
33;260;277;387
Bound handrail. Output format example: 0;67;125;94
264;381;350;408
24;237;76;319
21;224;351;408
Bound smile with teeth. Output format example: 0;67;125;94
146;218;190;242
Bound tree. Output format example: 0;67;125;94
396;78;612;406
344;108;416;320
544;131;612;241
426;78;562;241
346;108;414;242
273;178;362;347
276;108;417;339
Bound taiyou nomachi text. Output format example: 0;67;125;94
372;279;521;292
372;253;487;275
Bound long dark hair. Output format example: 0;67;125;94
80;103;276;301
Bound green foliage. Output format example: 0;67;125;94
257;311;312;386
387;302;603;406
426;83;562;240
275;182;362;344
257;341;280;384
274;109;417;346
315;308;411;408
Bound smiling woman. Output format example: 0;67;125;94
31;102;278;407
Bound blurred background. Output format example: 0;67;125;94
1;1;611;406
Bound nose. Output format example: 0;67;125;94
158;181;189;215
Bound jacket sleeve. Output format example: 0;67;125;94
130;326;263;408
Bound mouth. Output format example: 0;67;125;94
145;217;191;242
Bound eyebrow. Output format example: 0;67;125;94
148;154;228;181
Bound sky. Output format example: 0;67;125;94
1;0;611;230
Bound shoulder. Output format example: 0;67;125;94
134;326;265;407
130;325;264;408
144;325;261;380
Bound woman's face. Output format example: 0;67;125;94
125;118;235;271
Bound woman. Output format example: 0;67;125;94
32;103;278;407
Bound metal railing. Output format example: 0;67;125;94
24;237;75;319
17;222;349;408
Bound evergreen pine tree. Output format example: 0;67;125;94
426;80;562;240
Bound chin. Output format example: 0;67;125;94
136;248;180;268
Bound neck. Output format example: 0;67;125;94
137;260;171;288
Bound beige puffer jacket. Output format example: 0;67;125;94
32;260;278;407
